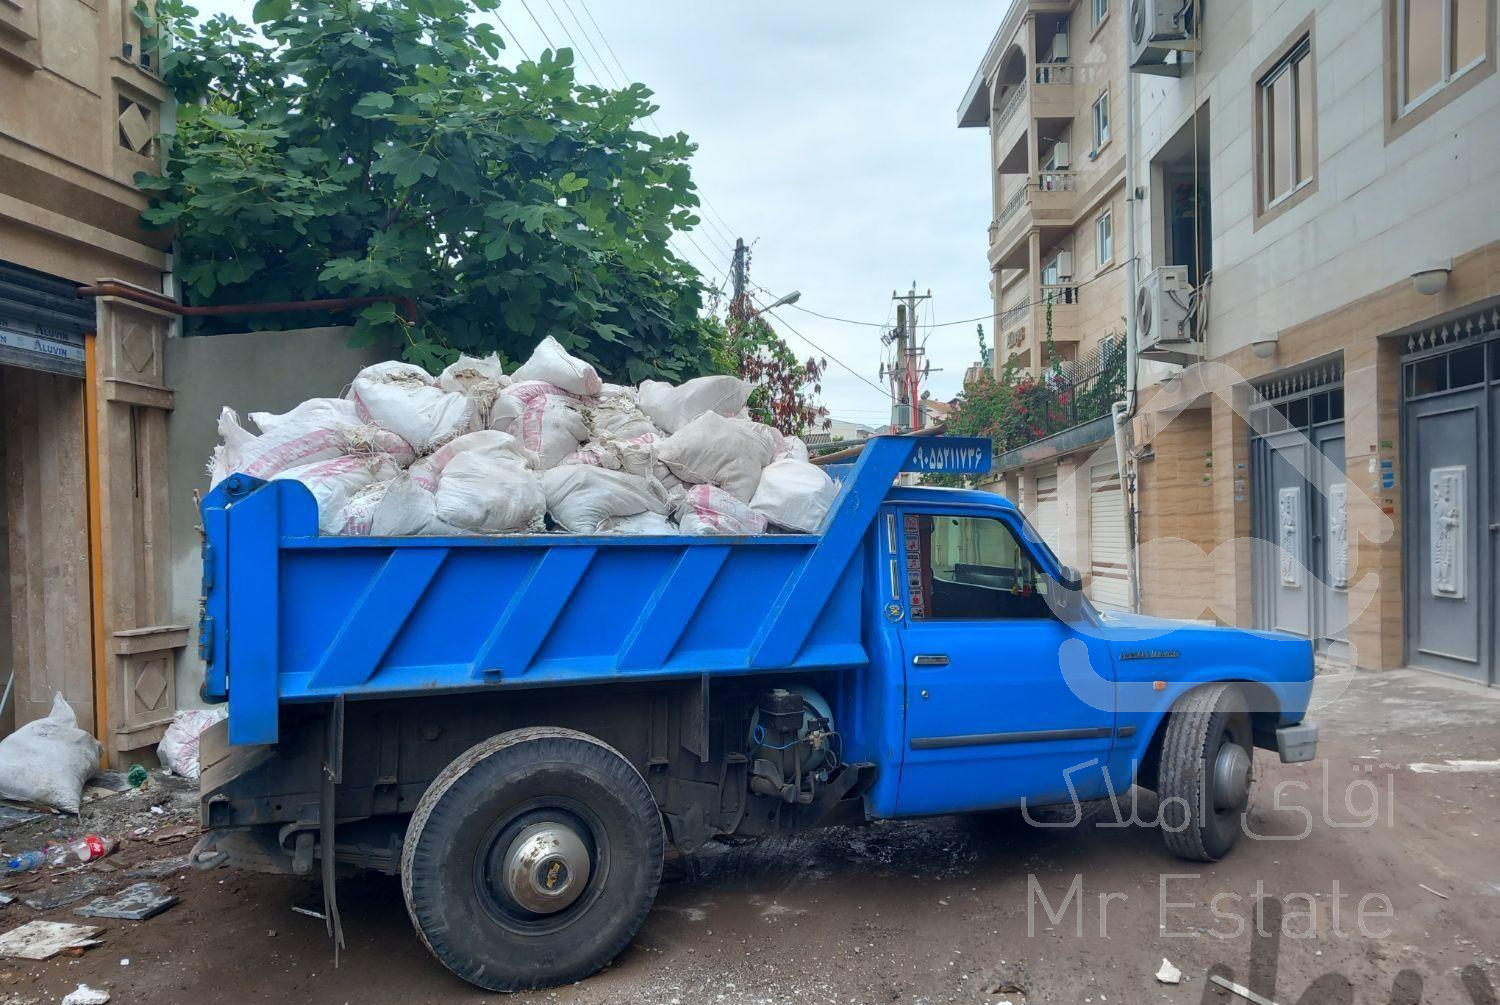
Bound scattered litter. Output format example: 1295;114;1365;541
0;892;13;905
75;882;179;921
1408;759;1500;774
291;904;327;921
119;957;129;966
1210;974;1284;1005
61;983;110;1005
1155;958;1182;984
0;695;104;814
1418;883;1450;900
144;824;197;845
20;874;104;911
149;806;165;816
126;855;191;879
126;765;149;789
4;849;45;874
0;920;103;960
0;805;45;833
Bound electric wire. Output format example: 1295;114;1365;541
750;296;897;405
514;0;557;50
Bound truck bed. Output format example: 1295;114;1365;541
199;434;992;745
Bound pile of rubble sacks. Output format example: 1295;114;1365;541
209;337;841;537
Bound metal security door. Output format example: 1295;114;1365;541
1402;328;1495;686
1250;367;1346;652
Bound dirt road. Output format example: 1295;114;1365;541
3;668;1497;1004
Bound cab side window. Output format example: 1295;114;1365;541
905;514;1052;621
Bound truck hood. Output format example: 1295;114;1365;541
1092;609;1315;686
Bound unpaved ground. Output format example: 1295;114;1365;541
2;668;1497;1005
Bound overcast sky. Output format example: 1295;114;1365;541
195;1;1004;426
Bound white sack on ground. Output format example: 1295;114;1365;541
157;707;228;780
438;353;509;393
637;375;753;434
350;360;481;453
0;694;103;814
510;335;602;397
675;484;769;536
751;459;840;533
541;466;668;533
434;452;547;533
656;411;776;502
274;453;401;534
600;510;677;534
505;381;590;467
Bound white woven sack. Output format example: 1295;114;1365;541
350;361;480;453
637;375;753;433
600;510;677;534
750;459;839;533
675;484;769;536
274;453;401;533
504;381;589;467
541;466;668;533
656;411;776;502
0;694;103;814
434;452;547;533
510;336;602;397
438;353;510;393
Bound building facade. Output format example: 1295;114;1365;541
961;0;1500;685
957;0;1135;609
1;0;183;753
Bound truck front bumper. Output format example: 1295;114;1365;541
1275;721;1318;763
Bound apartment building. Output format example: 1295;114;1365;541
961;0;1499;685
1123;0;1500;686
956;0;1134;609
1;0;185;754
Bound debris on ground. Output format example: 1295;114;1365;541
156;708;227;780
75;882;178;921
1209;974;1283;1005
1155;958;1182;984
18;874;103;911
0;921;103;961
60;984;110;1005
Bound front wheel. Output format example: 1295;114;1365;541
401;726;664;991
1157;684;1255;862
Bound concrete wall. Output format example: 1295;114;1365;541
163;326;392;704
1133;0;1500;358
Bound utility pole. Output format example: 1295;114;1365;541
884;285;932;431
729;238;747;335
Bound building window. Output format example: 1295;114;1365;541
1095;210;1113;265
1257;35;1315;211
1398;0;1487;110
1092;92;1110;150
1093;0;1108;27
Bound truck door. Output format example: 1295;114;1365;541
892;507;1117;816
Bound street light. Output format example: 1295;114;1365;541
750;290;801;317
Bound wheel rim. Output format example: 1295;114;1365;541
474;799;608;936
1211;740;1252;812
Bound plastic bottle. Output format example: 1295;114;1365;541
5;849;46;873
67;835;119;863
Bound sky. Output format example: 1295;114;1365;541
193;1;1004;428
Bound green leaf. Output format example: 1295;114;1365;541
250;0;289;23
352;91;395;118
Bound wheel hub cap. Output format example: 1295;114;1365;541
1213;743;1252;811
501;821;591;914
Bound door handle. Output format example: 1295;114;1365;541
912;654;950;666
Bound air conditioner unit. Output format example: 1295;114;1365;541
1043;250;1073;284
1050;32;1070;60
1128;0;1196;75
1043;141;1070;171
1137;265;1198;362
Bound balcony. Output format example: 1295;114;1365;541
1033;283;1080;347
1032;61;1074;119
988;171;1078;269
988;185;1033;268
1033;170;1078;222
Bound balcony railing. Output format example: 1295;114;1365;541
997;186;1030;228
1034;62;1073;86
995;83;1027;133
1037;170;1078;192
1040;282;1079;305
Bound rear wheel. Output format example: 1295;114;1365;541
401;727;663;991
1158;684;1254;862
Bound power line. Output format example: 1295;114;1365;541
493;13;532;60
752;297;895;405
514;0;557;50
540;0;606;85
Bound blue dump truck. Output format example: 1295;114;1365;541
195;433;1317;991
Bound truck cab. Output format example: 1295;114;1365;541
195;434;1317;991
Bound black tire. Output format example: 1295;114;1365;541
1158;684;1254;862
401;726;664;992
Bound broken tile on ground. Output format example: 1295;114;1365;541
0;804;45;833
75;882;178;922
20;874;104;911
0;920;103;961
125;855;190;879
